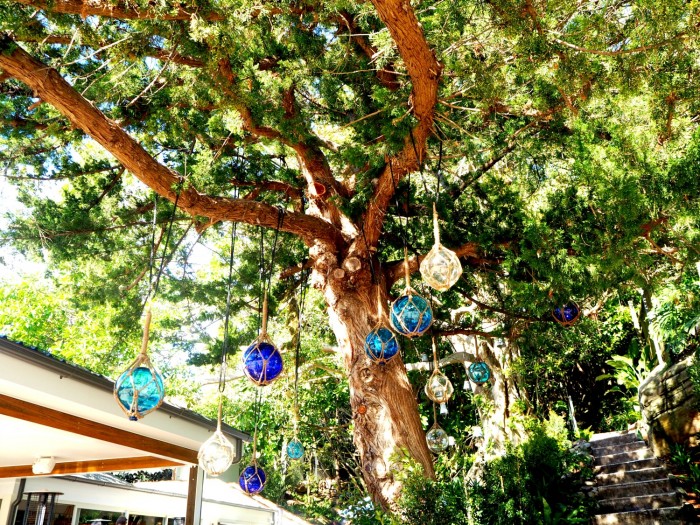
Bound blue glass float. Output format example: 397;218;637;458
239;464;266;494
115;364;165;421
390;292;433;337
552;302;580;327
243;340;284;386
287;438;304;460
364;326;400;364
468;362;491;384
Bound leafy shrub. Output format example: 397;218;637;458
466;419;594;525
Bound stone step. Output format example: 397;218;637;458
590;432;639;449
597;492;681;514
595;448;654;466
595;457;661;476
592;506;684;525
596;478;674;500
595;466;670;486
592;440;648;457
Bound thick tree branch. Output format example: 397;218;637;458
361;0;441;249
0;37;342;247
11;0;223;20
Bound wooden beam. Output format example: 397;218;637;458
185;465;203;525
0;394;198;463
0;457;183;478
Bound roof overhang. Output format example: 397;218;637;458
0;337;249;477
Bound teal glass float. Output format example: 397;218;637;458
365;326;400;364
239;464;266;494
468;361;491;384
287;438;304;460
390;293;433;337
552;302;580;327
115;365;165;421
114;309;164;421
243;339;284;386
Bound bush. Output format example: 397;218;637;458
466;419;594;525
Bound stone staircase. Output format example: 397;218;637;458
590;431;690;524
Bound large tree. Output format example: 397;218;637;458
1;0;700;508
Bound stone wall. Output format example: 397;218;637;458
639;356;700;456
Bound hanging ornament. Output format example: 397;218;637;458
468;335;491;385
114;308;165;421
420;203;462;292
391;249;433;337
287;438;304;460
239;464;266;494
243;292;284;386
552;301;581;327
365;287;400;364
198;400;236;476
468;362;491;384
424;337;454;404
198;221;239;475
426;424;449;454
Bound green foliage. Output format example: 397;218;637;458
466;416;594;525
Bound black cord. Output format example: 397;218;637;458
219;218;238;393
293;269;309;412
151;183;183;298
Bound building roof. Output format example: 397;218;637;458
0;335;249;477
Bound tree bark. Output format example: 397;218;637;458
317;254;435;509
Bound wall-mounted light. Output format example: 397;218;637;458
31;457;56;475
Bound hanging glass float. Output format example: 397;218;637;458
243;293;284;386
424;338;454;403
287;438;304;460
365;326;400;364
425;369;454;404
468;361;491;384
198;401;236;477
420;203;462;292
552;302;581;327
239;464;266;495
391;252;433;337
426;424;449;454
114;308;165;421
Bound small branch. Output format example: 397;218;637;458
551;34;687;57
405;351;477;372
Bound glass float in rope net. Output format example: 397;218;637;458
114;308;164;421
243;338;284;386
198;402;236;477
420;203;462;292
243;292;283;386
365;326;400;364
426;424;449;454
552;302;581;327
239;464;266;495
287;438;304;460
425;369;454;404
468;361;491;384
390;292;433;337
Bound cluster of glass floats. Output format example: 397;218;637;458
364;203;492;455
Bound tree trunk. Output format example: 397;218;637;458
448;334;528;471
317;253;435;509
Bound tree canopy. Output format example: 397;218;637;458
1;0;700;514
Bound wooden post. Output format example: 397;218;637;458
185;466;204;525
